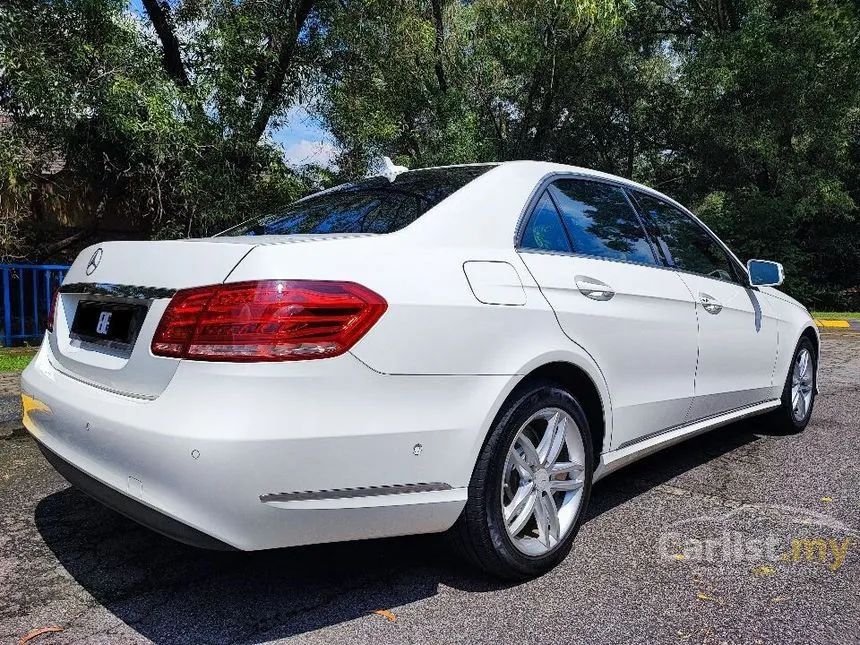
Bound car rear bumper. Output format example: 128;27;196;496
34;437;236;550
22;339;511;550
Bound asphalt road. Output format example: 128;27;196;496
1;332;858;645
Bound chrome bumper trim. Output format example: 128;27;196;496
259;482;452;503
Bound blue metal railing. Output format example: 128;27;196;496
1;263;70;347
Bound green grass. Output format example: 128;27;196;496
0;347;37;373
811;311;860;319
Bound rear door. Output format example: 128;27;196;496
630;192;779;420
517;178;699;449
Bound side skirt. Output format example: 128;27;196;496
593;399;781;483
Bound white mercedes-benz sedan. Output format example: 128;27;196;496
22;161;818;579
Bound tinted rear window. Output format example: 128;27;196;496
221;165;496;236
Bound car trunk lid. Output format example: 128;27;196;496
49;240;259;398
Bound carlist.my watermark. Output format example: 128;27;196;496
658;503;858;572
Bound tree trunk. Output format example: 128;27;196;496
141;0;190;88
250;0;317;142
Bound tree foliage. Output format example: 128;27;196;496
0;0;858;307
322;0;860;307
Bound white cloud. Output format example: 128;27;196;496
281;139;338;169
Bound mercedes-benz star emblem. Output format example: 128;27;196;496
86;248;103;275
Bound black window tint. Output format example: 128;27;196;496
220;165;496;236
548;180;657;265
521;192;572;253
635;194;736;282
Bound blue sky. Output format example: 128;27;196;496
128;0;334;167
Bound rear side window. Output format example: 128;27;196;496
548;180;657;265
220;165;496;236
635;193;738;282
520;192;572;253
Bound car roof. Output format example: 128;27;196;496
399;160;691;216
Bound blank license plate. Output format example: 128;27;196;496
70;301;147;348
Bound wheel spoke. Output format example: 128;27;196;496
531;493;560;546
536;411;561;463
798;351;809;378
532;492;550;546
548;461;583;478
506;490;536;536
795;389;807;420
549;477;584;492
517;434;542;470
545;416;568;467
504;481;534;522
510;449;533;480
543;493;561;541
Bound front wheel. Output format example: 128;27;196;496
448;382;594;579
768;337;817;433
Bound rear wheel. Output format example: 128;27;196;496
448;382;593;579
768;337;817;433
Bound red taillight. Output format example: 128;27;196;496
46;289;59;332
151;280;387;362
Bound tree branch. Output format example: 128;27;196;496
250;0;317;142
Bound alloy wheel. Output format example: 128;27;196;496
791;347;814;423
500;407;587;556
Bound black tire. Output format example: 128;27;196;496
767;336;817;434
447;380;594;580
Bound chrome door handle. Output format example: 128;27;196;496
699;292;723;314
575;276;615;301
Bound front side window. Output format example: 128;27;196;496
220;165;496;236
547;180;657;265
635;193;737;282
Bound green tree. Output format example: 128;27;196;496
0;0;322;259
661;0;860;307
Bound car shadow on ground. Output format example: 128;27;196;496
35;418;770;644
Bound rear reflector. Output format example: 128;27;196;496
46;289;59;333
151;280;387;362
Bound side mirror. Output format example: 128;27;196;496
747;259;784;287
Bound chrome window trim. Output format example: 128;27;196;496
512;170;755;287
517;247;669;271
514;172;664;268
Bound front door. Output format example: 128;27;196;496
631;192;779;420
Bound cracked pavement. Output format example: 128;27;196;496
1;332;858;644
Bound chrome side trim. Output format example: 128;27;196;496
259;482;452;503
59;283;177;300
614;400;772;451
593;399;781;483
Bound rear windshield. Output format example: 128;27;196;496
220;165;496;236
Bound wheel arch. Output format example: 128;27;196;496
471;357;611;474
516;362;608;467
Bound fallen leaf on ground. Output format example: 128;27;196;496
19;626;63;645
372;609;396;622
696;593;719;603
673;554;686;561
821;497;833;502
